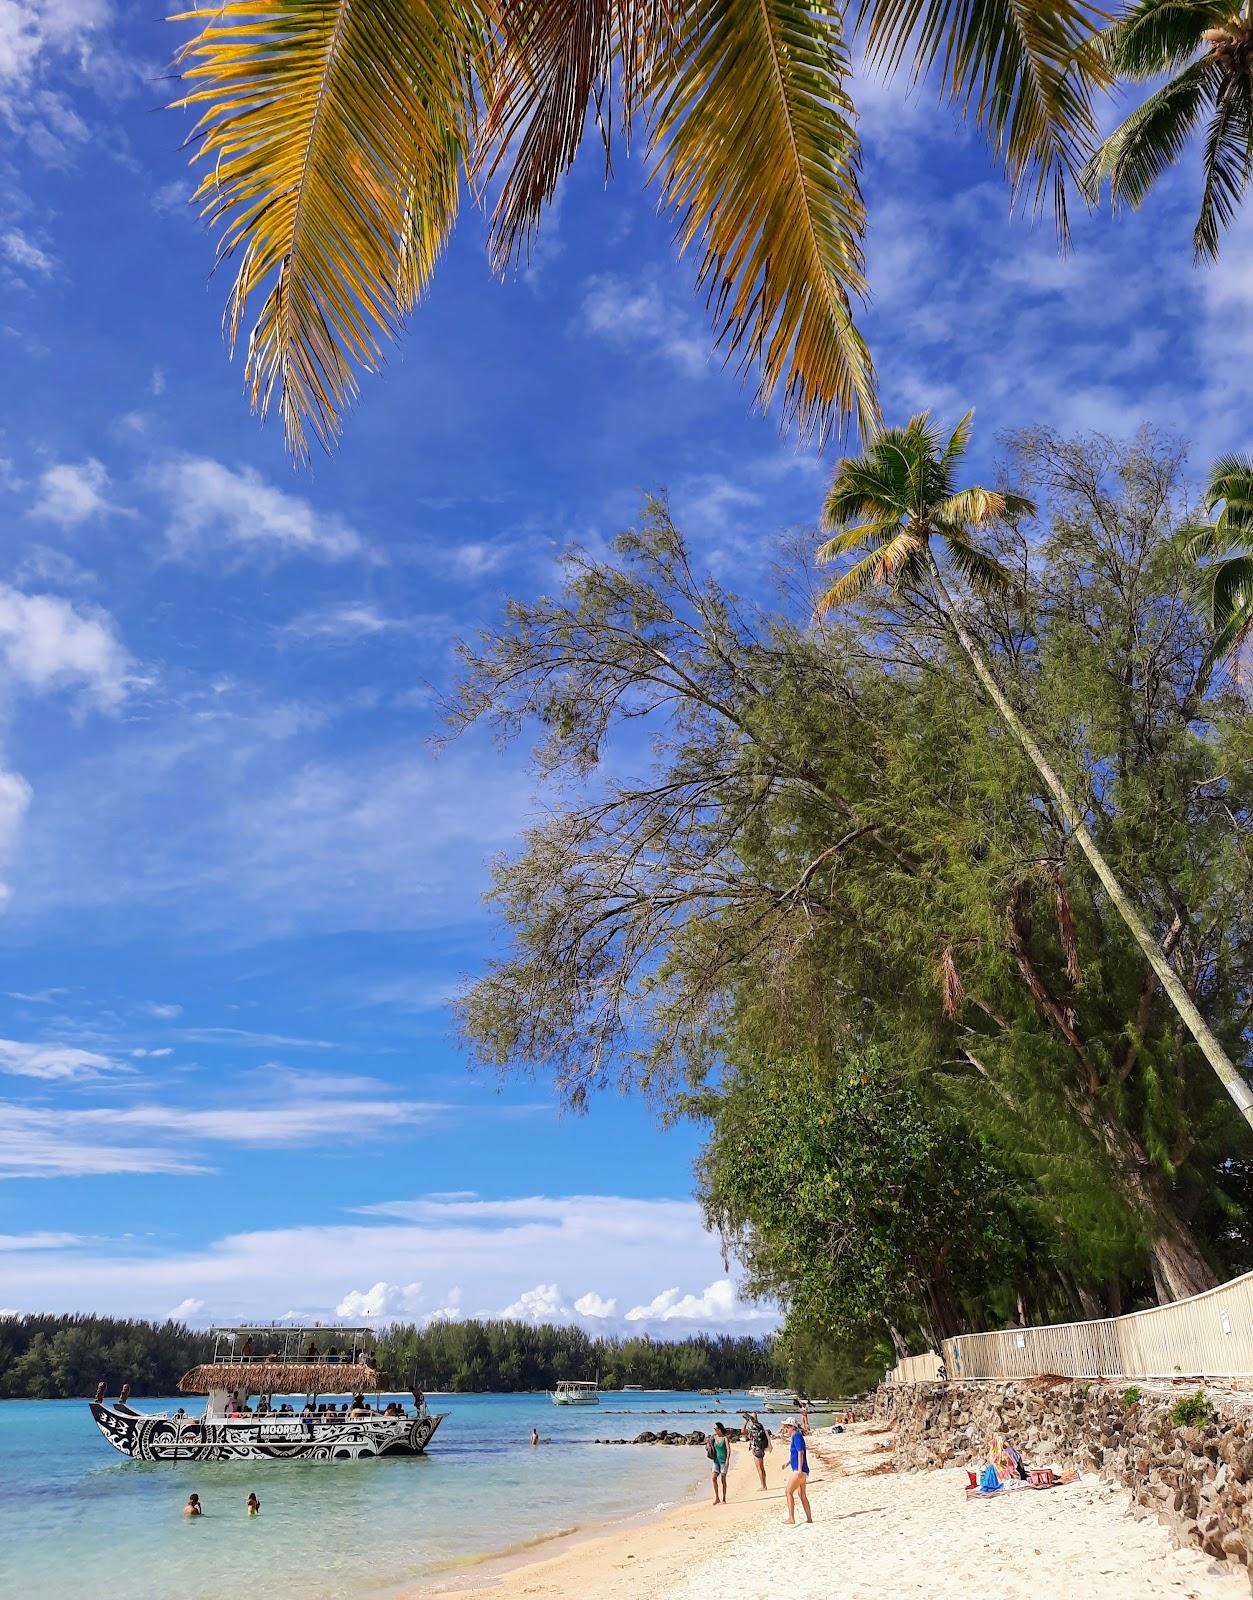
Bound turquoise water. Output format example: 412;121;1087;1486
0;1392;740;1598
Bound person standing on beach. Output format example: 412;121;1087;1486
781;1422;812;1525
709;1422;730;1504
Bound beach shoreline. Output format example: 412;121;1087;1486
418;1424;818;1598
422;1423;1245;1600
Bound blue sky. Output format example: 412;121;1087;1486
0;1;1248;1330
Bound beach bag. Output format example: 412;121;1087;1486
978;1463;1001;1493
705;1438;717;1461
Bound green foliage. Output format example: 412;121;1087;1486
1170;1389;1214;1426
0;1314;777;1399
1123;1385;1142;1405
452;430;1253;1357
697;1047;1034;1345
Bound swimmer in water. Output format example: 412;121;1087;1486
184;1494;202;1518
531;1428;540;1447
247;1493;260;1516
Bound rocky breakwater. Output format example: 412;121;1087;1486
877;1380;1253;1583
594;1427;745;1445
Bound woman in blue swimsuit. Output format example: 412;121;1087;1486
782;1421;812;1524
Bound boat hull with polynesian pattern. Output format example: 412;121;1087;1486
89;1323;447;1462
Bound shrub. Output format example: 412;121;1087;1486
1122;1386;1142;1407
1169;1390;1213;1427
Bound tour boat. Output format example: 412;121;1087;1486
89;1323;447;1462
548;1378;599;1406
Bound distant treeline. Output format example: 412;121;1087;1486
0;1314;780;1399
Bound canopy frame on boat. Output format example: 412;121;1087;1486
178;1361;390;1396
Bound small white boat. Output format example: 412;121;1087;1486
549;1378;599;1406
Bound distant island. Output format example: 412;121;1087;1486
0;1313;780;1399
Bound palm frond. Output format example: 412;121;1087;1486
857;0;1107;238
1205;454;1253;523
940;487;1001;526
172;0;482;460
815;521;899;564
815;548;893;613
1099;0;1229;78
822;448;917;527
815;532;920;612
1083;56;1213;210
1193;75;1253;260
943;533;1021;595
649;0;878;447
1206;553;1253;659
940;408;976;467
476;0;672;269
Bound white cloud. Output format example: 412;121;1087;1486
573;1290;617;1319
625;1277;772;1325
0;1230;80;1249
0;1193;769;1328
500;1282;569;1321
129;1047;173;1058
150;366;166;395
169;1297;205;1320
151;456;368;564
0;584;134;708
2;228;53;275
0;1089;448;1180
336;1280;423;1318
0;1038;118;1079
580;275;709;378
28;459;116;527
140;1001;182;1019
282;603;443;642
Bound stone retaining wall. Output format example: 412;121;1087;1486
876;1381;1253;1585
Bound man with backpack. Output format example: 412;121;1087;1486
741;1410;770;1490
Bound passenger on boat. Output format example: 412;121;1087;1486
95;1381;106;1405
241;1338;255;1359
304;1341;318;1361
326;1346;340;1364
350;1395;370;1417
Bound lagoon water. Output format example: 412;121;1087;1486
0;1391;727;1598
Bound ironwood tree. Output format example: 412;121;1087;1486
451;431;1253;1319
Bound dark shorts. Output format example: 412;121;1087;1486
751;1446;766;1459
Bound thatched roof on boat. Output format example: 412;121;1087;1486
179;1362;389;1395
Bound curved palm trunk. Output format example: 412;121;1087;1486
924;551;1253;1142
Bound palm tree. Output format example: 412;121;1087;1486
171;0;1107;459
1083;0;1253;259
817;411;1253;1133
1188;454;1253;659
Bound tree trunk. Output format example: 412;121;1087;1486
1148;1211;1218;1302
924;550;1253;1135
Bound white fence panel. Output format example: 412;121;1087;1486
936;1268;1253;1383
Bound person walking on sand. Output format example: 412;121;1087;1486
744;1410;770;1490
709;1421;730;1504
781;1421;812;1525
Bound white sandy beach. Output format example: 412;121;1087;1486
442;1425;1245;1600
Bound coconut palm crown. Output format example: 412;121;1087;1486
1187;453;1253;659
816;411;1034;614
1084;0;1253;259
171;0;1108;460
